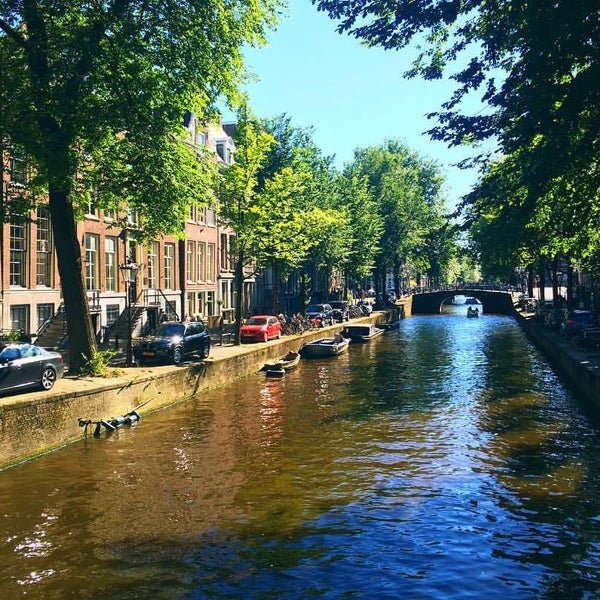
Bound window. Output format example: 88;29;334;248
188;203;197;222
206;291;215;316
10;149;27;185
206;208;216;226
198;242;206;282
104;210;118;222
186;292;195;320
106;304;120;326
126;208;137;226
207;243;215;282
216;142;225;161
186;241;196;282
10;223;28;287
36;207;53;287
164;243;174;290
196;131;206;146
10;305;30;334
220;234;228;271
148;241;159;288
216;140;233;164
37;304;54;330
105;237;117;292
86;199;98;217
85;233;100;290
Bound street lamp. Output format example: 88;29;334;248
120;261;139;367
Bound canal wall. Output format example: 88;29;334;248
0;313;395;470
515;311;600;412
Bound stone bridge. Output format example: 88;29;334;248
411;288;517;315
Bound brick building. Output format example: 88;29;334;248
0;117;244;346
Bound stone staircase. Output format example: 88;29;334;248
103;306;145;350
35;308;68;349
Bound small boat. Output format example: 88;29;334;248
342;324;385;343
465;297;479;305
265;366;286;378
467;306;480;318
262;351;300;376
300;336;350;358
263;351;300;377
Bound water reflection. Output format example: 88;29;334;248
2;314;600;598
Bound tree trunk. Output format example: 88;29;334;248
233;249;245;345
271;260;280;315
527;266;535;298
49;187;97;373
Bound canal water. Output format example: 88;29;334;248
2;308;600;599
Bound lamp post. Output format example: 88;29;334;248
120;261;138;367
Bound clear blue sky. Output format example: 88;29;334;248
227;0;484;210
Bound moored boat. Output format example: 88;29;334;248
467;306;480;318
342;324;385;343
262;351;301;375
299;336;350;358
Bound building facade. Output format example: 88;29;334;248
0;117;243;344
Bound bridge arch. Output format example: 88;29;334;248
411;289;516;315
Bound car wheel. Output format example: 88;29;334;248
173;346;184;365
40;367;57;391
200;342;210;359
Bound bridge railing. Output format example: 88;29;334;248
413;284;518;294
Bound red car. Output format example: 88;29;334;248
240;315;282;343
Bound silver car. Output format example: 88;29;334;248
0;343;65;394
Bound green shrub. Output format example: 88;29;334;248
80;349;117;377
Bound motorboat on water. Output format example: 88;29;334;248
342;323;385;343
299;336;350;358
467;306;480;318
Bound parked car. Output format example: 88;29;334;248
134;321;211;365
305;303;334;327
240;315;282;343
329;300;350;322
0;343;65;394
560;310;596;339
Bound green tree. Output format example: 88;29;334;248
0;0;282;372
218;110;318;340
314;1;600;278
347;140;449;295
336;172;383;283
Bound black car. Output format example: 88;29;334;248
305;303;334;327
0;343;65;395
134;321;211;365
329;300;350;322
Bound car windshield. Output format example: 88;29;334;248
245;318;267;326
306;305;324;312
156;324;185;337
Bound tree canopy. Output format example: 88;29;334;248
314;0;600;290
0;0;283;371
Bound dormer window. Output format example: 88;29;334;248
215;137;235;164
